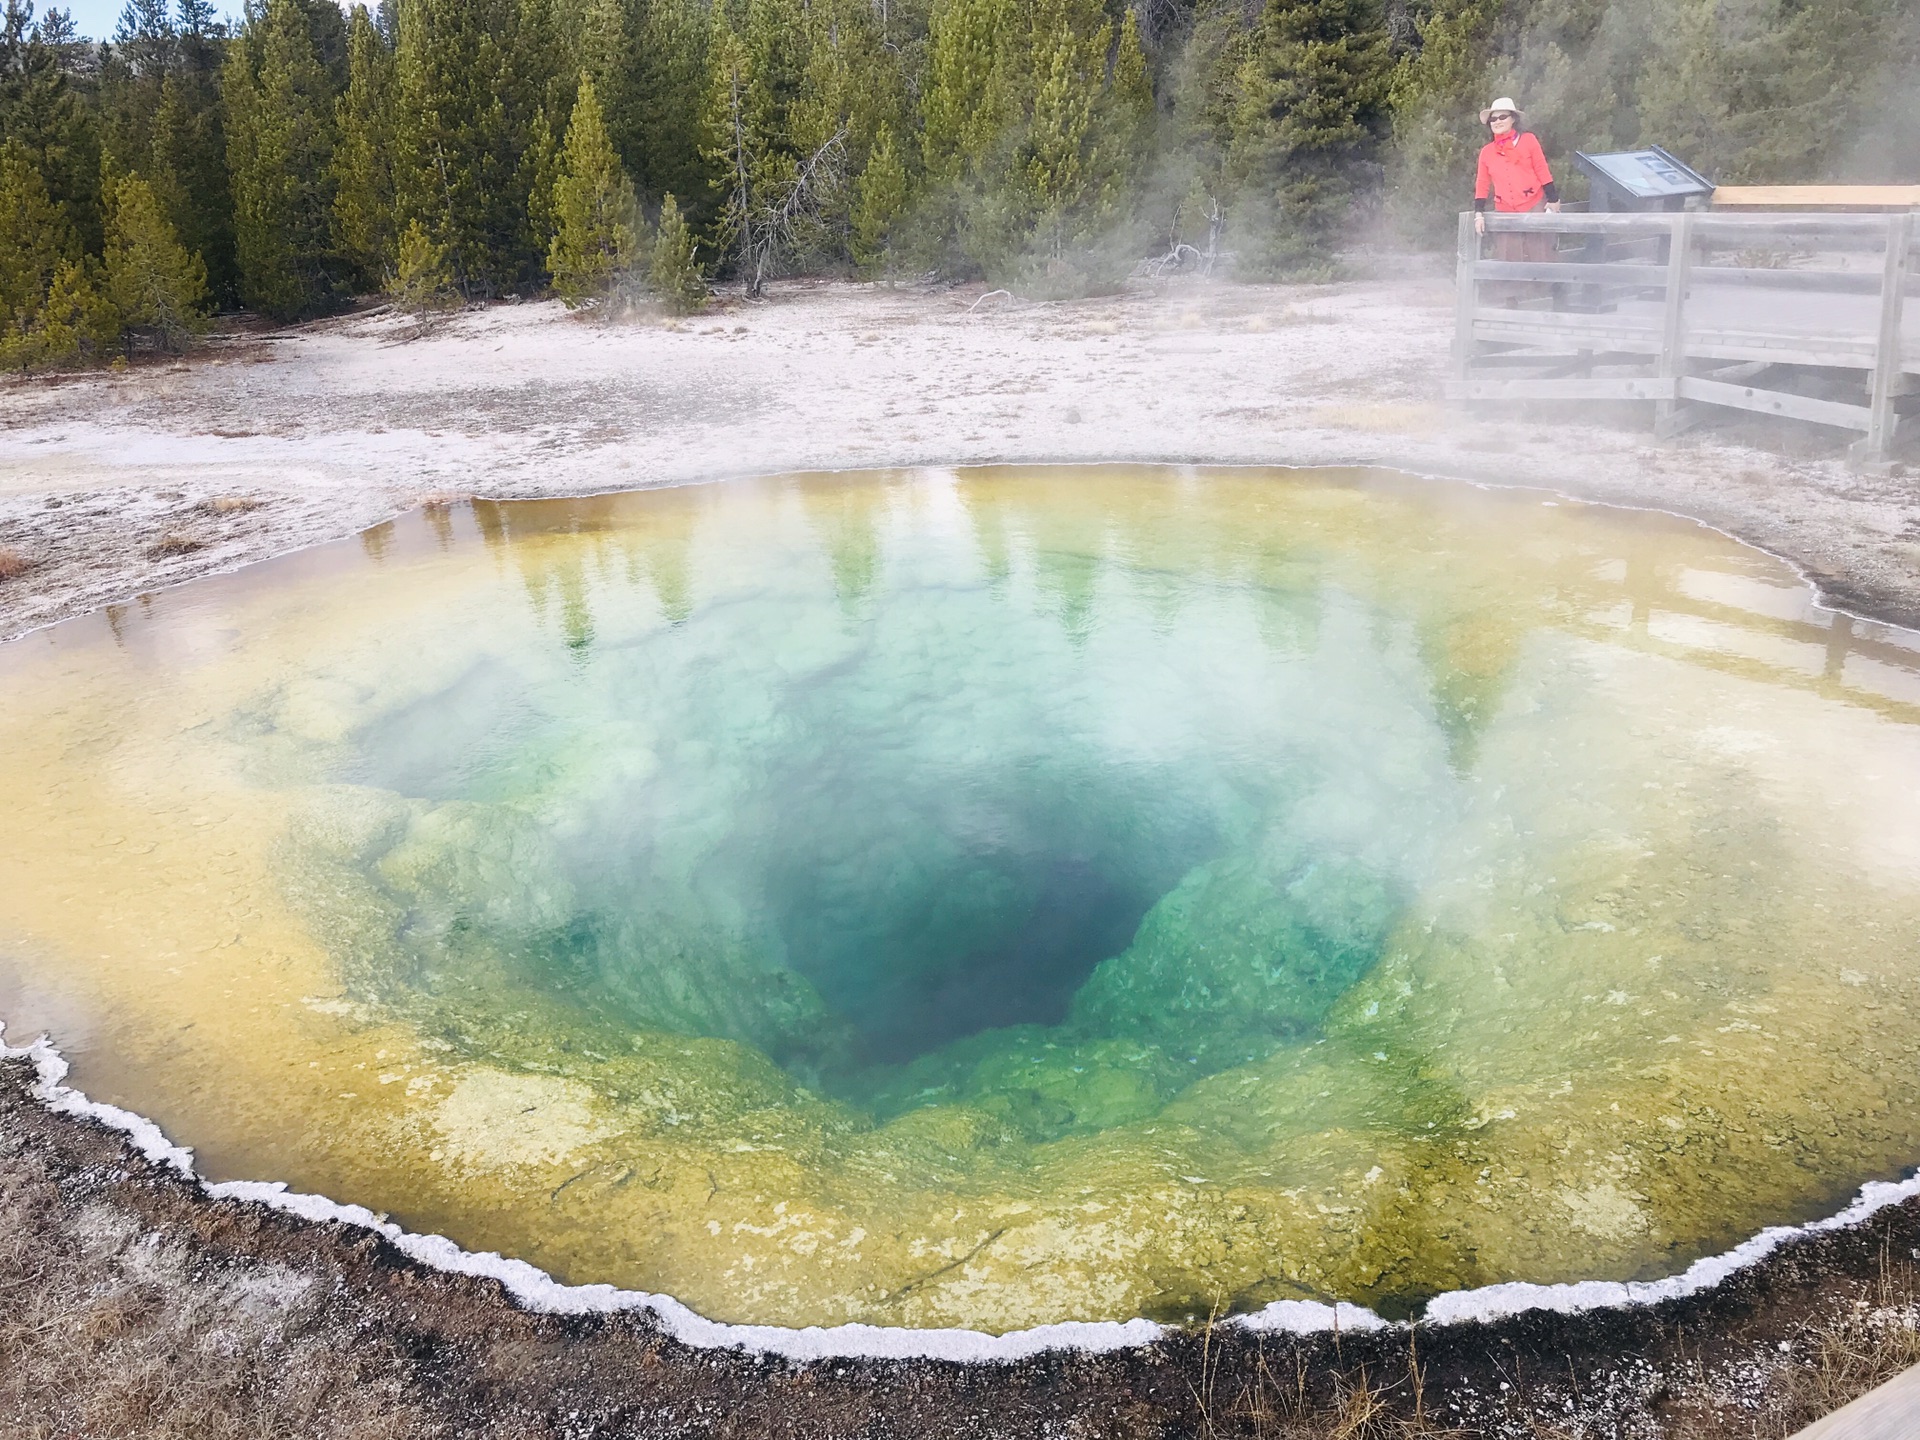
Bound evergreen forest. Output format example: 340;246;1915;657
1;0;1916;365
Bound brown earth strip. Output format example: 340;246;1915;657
5;1053;1920;1439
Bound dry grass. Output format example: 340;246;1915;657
1225;1357;1466;1440
1722;247;1807;271
198;495;263;515
1751;1251;1920;1437
147;531;205;558
1183;1267;1920;1440
0;544;33;581
1185;1308;1467;1440
0;1193;440;1440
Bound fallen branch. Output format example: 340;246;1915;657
1138;243;1204;280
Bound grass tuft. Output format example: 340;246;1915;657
147;532;205;558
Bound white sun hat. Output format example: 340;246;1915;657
1479;96;1524;124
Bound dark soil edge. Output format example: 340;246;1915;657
7;1054;1920;1438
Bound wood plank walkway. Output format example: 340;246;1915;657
1447;209;1917;465
1789;1363;1920;1438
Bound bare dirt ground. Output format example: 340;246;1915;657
4;270;1920;1437
2;267;1918;641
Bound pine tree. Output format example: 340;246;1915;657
151;68;239;304
0;138;73;332
1382;0;1503;240
915;0;1158;282
506;0;570;273
700;7;758;275
331;3;396;287
545;73;642;306
391;0;542;296
648;192;706;312
920;0;1020;189
1020;0;1112;258
606;0;713;219
817;0;913;158
522;103;564;268
741;0;807;168
178;0;218;38
1109;10;1156;186
298;0;350;86
98;0;237;302
782;0;913;267
700;1;855;290
1;0;1897;314
1633;0;1893;183
103;171;208;350
100;0;176;175
1228;0;1391;277
385;215;458;312
0;0;106;254
225;0;347;317
913;0;1019;271
851;121;908;272
553;0;620;92
1;258;120;371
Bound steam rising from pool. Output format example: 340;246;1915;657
4;465;1920;1332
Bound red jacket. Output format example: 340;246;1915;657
1475;131;1554;213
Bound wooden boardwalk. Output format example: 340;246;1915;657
1447;209;1917;464
1789;1362;1920;1438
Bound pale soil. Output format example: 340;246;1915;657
4;270;1920;1437
2;267;1917;641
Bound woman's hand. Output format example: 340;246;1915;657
1474;212;1486;235
1546;202;1561;213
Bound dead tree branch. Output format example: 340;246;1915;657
741;125;851;298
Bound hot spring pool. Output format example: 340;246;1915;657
4;464;1920;1332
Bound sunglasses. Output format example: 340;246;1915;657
1489;112;1516;121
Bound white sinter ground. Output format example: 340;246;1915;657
3;273;1920;641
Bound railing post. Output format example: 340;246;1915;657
1853;210;1912;467
1654;210;1696;437
1452;211;1478;385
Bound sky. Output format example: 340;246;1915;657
57;0;253;39
56;0;129;37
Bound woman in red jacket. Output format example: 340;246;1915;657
1473;98;1559;302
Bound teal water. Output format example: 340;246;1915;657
301;470;1444;1138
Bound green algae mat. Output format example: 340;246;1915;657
4;464;1920;1332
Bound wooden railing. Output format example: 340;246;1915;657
1448;209;1916;464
